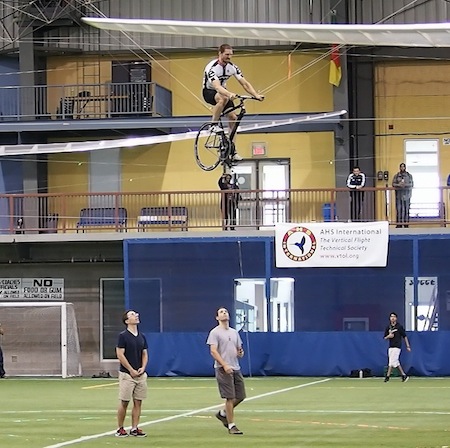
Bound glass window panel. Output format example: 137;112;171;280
405;139;440;218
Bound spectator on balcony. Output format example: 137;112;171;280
219;173;241;230
392;163;414;228
346;166;366;221
0;323;5;378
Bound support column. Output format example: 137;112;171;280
19;31;36;120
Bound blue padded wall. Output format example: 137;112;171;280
125;238;266;332
144;331;450;377
125;237;417;332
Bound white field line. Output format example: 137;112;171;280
3;409;450;417
42;378;331;448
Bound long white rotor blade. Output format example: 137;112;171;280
0;111;345;157
82;18;450;47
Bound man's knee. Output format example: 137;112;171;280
227;112;237;121
215;94;229;106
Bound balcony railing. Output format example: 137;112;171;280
0;186;448;234
0;82;172;121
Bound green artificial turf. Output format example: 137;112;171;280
1;376;449;448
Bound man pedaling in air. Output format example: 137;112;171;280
202;44;264;162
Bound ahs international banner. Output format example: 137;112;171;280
275;221;389;268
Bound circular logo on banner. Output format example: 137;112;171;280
282;226;317;262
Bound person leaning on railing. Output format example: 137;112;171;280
0;323;5;378
346;166;366;222
218;173;241;230
392;163;414;228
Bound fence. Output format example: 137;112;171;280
0;82;172;120
0;186;448;234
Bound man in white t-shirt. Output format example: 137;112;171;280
206;307;246;435
202;44;264;160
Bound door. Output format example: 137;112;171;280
233;159;290;228
234;277;295;332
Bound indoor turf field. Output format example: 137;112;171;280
1;376;449;448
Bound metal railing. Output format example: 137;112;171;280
0;82;172;121
0;186;448;234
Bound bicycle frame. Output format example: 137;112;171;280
194;95;261;172
219;95;256;143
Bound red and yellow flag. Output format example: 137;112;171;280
329;44;342;87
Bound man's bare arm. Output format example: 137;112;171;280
238;77;264;100
211;79;236;99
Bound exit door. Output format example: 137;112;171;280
232;159;290;228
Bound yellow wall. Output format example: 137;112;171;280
375;61;450;184
47;50;337;194
48;153;89;193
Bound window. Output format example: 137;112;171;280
404;139;440;218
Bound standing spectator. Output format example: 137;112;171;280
218;173;241;230
0;323;5;378
383;312;411;383
207;307;246;435
115;310;148;438
392;163;414;228
346;166;366;221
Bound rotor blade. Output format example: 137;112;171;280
0;111;346;157
82;18;450;47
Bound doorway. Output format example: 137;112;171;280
234;277;295;332
232;159;290;228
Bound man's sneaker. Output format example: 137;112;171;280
215;411;228;428
129;428;147;437
228;426;243;435
210;124;224;134
232;153;243;161
115;427;128;437
384;376;389;382
402;375;409;383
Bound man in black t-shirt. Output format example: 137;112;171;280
115;310;148;438
383;312;411;383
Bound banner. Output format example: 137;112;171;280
329;44;342;87
275;221;389;268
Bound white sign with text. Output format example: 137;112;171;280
0;278;64;300
275;221;389;268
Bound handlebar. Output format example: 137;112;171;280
235;95;264;101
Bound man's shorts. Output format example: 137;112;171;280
388;347;401;368
118;371;148;401
215;367;246;400
202;88;234;111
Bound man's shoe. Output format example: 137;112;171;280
232;153;243;161
115;427;128;437
129;428;147;437
402;375;409;383
210;124;224;134
384;376;389;382
228;426;243;435
215;411;228;428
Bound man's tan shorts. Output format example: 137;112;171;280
118;371;148;401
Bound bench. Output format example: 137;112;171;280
76;207;127;232
137;207;188;231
